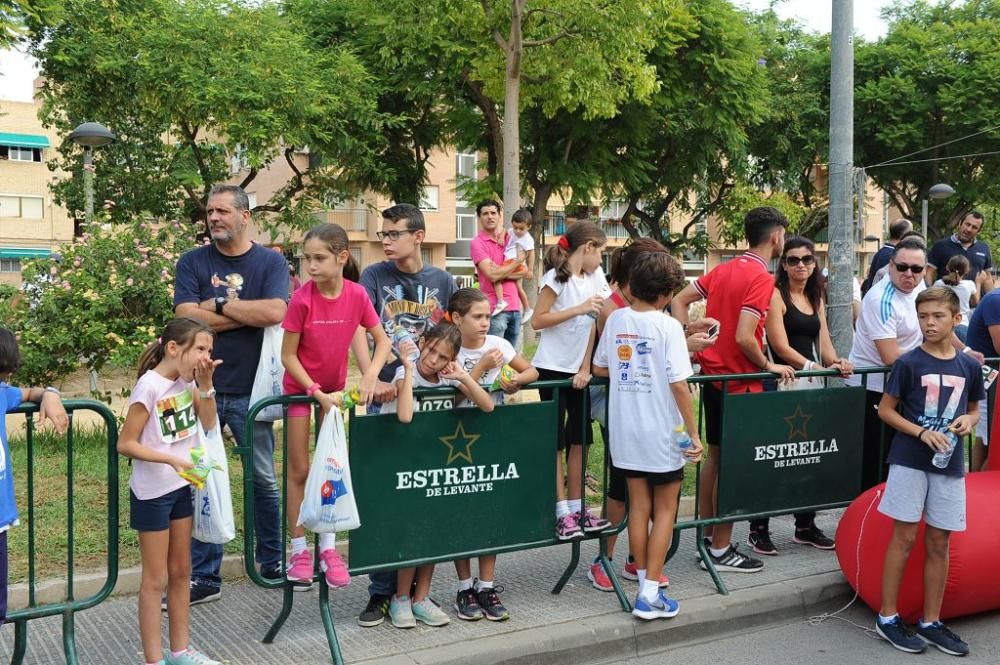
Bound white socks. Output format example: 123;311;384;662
556;500;571;518
292;534;336;555
641;579;659;602
291;537;307;556
458;578;474;591
568;499;582;514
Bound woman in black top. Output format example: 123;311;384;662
748;237;852;556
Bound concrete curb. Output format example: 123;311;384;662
356;571;852;665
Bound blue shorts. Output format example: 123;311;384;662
130;485;194;532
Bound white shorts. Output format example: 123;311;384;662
976;401;989;447
878;464;966;532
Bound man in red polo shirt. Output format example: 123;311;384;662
470;199;526;348
673;206;794;574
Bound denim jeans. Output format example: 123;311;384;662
489;310;522;349
191;392;281;589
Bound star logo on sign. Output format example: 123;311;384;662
439;421;480;465
784;405;812;440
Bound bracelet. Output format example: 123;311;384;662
802;361;813;371
306;382;321;397
917;428;927;442
962;346;973;355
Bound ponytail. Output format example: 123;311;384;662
344;254;360;282
544;220;607;283
941;255;969;287
303;222;357;280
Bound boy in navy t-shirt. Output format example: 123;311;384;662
875;286;983;656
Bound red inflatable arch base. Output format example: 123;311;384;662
836;470;1000;622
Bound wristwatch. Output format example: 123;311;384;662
215;296;227;315
200;388;217;399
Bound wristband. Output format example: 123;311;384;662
962;346;973;355
306;382;321;397
917;428;927;442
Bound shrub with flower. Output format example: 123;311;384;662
0;215;198;387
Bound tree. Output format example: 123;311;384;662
587;0;768;252
0;213;198;388
29;0;379;233
855;0;1000;240
0;0;59;48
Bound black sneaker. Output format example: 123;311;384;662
475;583;510;622
260;564;282;580
875;615;927;653
358;593;391;627
454;588;483;621
189;582;221;606
699;544;764;573
794;525;835;550
747;530;778;556
916;620;969;656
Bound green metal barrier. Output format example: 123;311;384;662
242;381;622;665
6;399;119;665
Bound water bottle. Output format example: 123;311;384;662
391;324;420;366
672;426;693;452
931;430;959;469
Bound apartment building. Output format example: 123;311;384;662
0;99;73;286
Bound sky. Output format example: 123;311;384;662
0;0;895;103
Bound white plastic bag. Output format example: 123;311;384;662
297;408;360;533
193;423;236;544
249;324;285;422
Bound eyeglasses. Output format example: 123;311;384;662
376;230;414;242
892;261;925;274
782;255;815;267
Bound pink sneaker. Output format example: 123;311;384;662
286;550;313;583
587;562;614;592
319;548;351;588
622;557;669;587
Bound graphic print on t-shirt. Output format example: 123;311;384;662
210;272;245;300
615;333;653;392
379;284;444;338
156;389;197;444
919;374;967;433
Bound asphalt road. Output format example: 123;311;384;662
611;602;1000;665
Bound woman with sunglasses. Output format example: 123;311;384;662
746;237;853;556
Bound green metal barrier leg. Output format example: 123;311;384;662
12;619;27;664
551;540;580;595
61;611;78;665
665;527;681;563
262;584;295;644
596;534;631;612
696;525;728;595
318;579;345;665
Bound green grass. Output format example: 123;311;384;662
7;424;257;584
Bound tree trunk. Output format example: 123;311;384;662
502;0;524;224
523;181;552;346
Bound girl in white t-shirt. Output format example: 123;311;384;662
529;220;612;541
379;321;494;629
117;317;223;665
934;255;979;340
445;288;538;621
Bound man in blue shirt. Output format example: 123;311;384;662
964;288;1000;471
173;185;289;604
926;211;993;291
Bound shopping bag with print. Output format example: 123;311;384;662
297;408;361;533
192;423;236;544
249;324;285;422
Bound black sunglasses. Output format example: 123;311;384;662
783;255;815;267
892;261;925;274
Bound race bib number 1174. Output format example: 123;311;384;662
156;389;197;444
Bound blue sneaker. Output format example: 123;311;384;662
875;615;927;654
916;620;969;656
631;591;680;620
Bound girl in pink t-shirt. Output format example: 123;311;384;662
117;317;222;665
281;223;391;589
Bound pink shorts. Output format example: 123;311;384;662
287;399;311;418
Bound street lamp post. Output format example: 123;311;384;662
920;182;957;240
67;122;116;224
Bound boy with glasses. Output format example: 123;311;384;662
356;203;457;627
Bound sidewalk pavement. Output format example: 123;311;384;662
0;513;852;665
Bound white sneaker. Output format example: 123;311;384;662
523;307;534;322
492;300;508;316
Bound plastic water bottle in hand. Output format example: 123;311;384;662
672;426;693;452
391;324;420;366
931;429;959;469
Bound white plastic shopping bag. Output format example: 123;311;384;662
192;423;236;544
297;408;361;533
249;324;285;422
